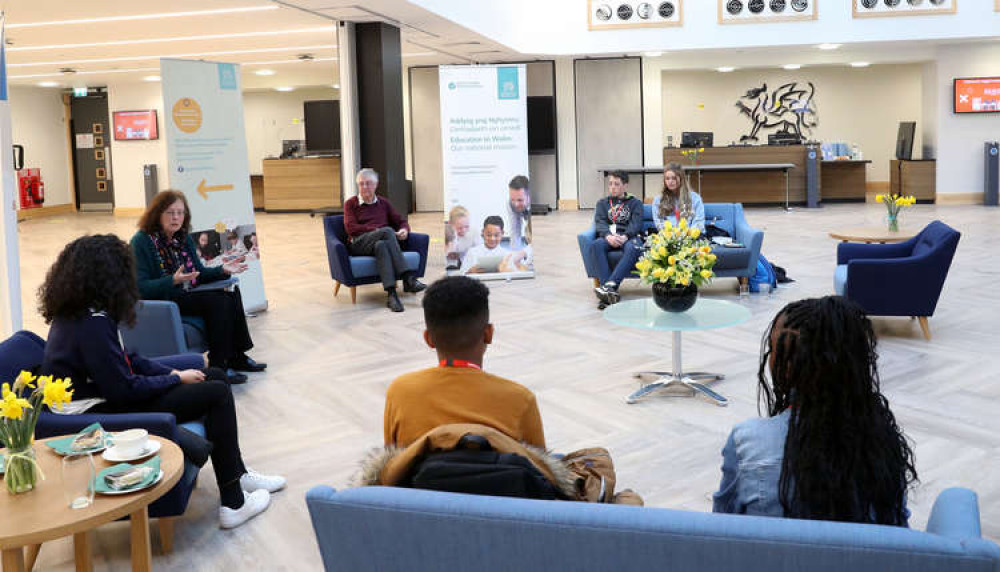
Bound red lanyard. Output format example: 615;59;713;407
439;359;482;370
674;206;680;222
608;199;624;224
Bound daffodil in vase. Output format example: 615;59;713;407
1;371;73;494
875;193;916;232
635;218;717;312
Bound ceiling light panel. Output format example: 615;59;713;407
8;27;336;53
9;45;338;68
6;6;280;29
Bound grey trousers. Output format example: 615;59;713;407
349;227;409;290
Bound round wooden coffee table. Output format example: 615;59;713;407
0;435;182;572
828;227;916;243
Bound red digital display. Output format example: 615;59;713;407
113;110;159;140
954;78;1000;114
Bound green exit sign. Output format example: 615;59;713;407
73;87;88;97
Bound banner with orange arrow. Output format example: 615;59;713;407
197;179;233;199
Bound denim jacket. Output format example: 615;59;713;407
712;409;789;517
713;409;911;526
652;191;705;231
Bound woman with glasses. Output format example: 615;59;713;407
131;191;266;380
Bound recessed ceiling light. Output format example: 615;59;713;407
783;64;802;70
716;66;736;73
643;51;663;57
254;69;276;76
143;75;161;82
275;86;295;92
331;84;340;89
6;6;279;29
37;81;59;87
9;27;335;53
817;43;842;51
850;61;870;68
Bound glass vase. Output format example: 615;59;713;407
886;213;899;232
5;444;38;494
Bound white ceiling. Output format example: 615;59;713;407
0;0;522;92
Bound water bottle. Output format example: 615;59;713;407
851;144;860;161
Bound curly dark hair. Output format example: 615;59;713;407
422;276;490;353
758;296;917;526
137;190;191;235
39;234;139;326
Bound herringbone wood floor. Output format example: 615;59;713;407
15;201;1000;570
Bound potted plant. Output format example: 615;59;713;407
875;193;916;232
1;371;73;494
635;219;717;312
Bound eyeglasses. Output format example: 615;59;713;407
164;210;186;218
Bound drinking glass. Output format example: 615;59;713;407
738;282;750;300
62;453;95;510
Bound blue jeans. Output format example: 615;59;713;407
588;236;644;285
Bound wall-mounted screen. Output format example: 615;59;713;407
113;110;159;140
954;78;1000;114
526;96;555;153
304;100;341;154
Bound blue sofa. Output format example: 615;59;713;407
835;220;960;340
322;215;429;303
306;486;1000;572
578;203;764;285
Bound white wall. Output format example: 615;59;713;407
658;64;924;182
9;87;73;208
933;43;1000;197
554;57;578;205
243;87;339;174
108;82;168;209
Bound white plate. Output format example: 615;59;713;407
101;440;161;463
98;470;164;495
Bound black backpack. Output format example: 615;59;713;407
404;434;563;500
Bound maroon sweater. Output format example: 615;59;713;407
343;195;411;241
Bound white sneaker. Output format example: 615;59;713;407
219;490;271;529
240;469;286;493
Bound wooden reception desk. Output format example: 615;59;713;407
262;156;342;212
662;145;872;204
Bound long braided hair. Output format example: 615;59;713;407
758;296;917;526
658;162;694;223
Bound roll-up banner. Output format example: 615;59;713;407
160;58;267;312
439;65;533;280
0;14;22;335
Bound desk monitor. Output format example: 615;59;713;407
896;121;916;161
768;132;802;146
281;140;304;159
681;132;713;148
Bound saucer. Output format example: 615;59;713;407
102;440;161;463
97;470;164;495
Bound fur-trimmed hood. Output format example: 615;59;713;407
350;424;576;499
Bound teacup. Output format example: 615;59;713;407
113;429;149;457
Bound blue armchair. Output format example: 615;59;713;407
577;203;764;286
0;331;204;552
322;215;429;303
834;220;960;340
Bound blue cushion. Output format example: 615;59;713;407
711;245;752;271
834;264;848;296
349;251;421;278
180;421;206;438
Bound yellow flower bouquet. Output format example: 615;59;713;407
635;219;717;311
875;193;916;232
680;147;705;166
1;371;73;494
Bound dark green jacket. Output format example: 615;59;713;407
130;231;228;300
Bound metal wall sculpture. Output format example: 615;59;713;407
718;0;817;24
852;0;955;18
735;82;818;143
588;1;683;30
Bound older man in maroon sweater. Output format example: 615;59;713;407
344;168;426;312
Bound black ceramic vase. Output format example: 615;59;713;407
652;282;698;312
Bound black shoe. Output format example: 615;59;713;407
224;368;248;385
594;283;621;306
403;276;427;293
229;354;267;372
387;290;404;312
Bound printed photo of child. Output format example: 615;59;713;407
461;215;531;275
445;205;477;270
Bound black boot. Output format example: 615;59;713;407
402;273;427;293
386;288;404;312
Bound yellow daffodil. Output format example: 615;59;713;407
698;147;705;153
875;194;883;203
0;383;33;420
689;227;701;239
657;246;667;258
701;270;713;279
12;370;37;393
666;266;676;276
679;218;688;230
707;253;717;262
679;275;690;286
42;377;73;411
667;255;676;266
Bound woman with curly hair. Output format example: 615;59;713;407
131;190;264;377
713;296;917;526
652;162;704;231
40;234;285;529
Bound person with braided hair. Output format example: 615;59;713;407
713;296;917;526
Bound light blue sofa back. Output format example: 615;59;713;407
306;486;1000;572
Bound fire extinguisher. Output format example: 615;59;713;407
17;167;44;210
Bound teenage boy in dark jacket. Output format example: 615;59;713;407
587;170;645;307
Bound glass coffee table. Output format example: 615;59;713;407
603;298;752;406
